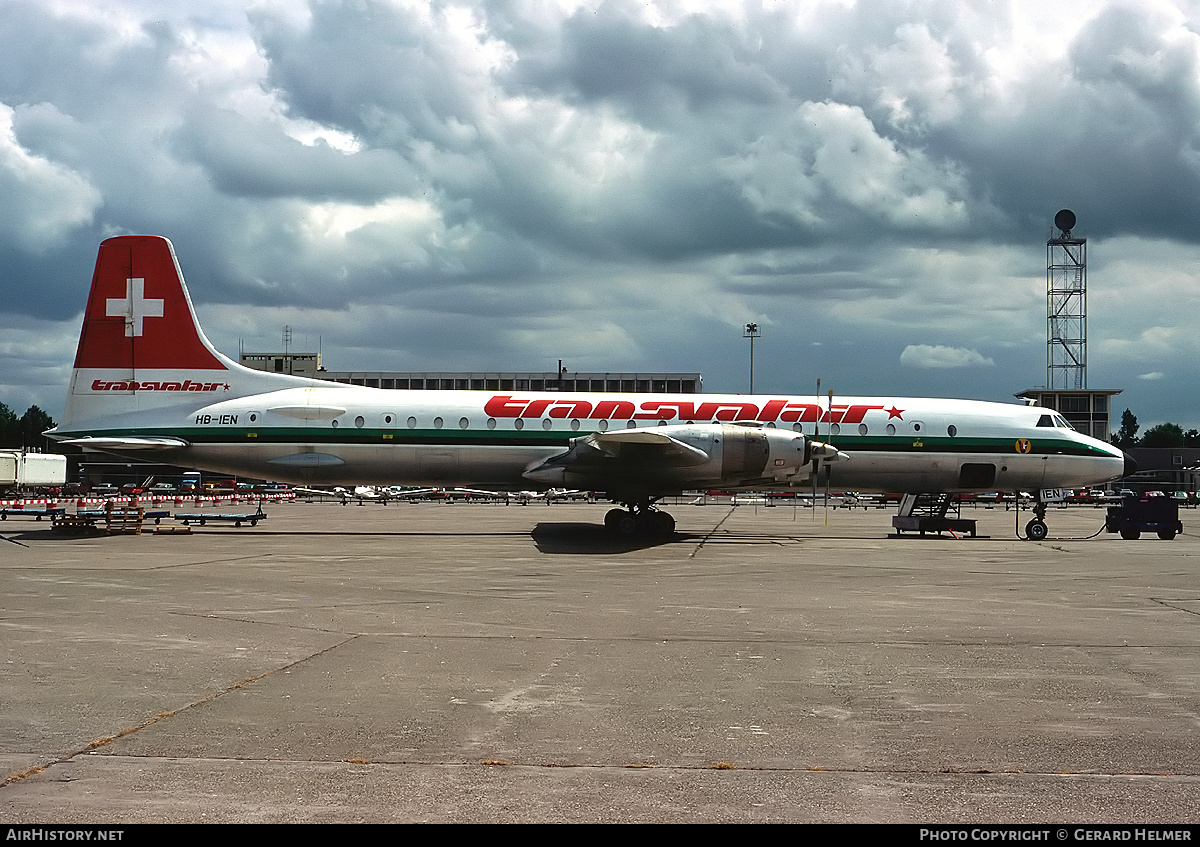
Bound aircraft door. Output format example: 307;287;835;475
958;463;996;489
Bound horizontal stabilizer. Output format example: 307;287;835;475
267;405;347;420
60;435;189;451
267;453;346;467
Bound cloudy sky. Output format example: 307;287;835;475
2;0;1199;432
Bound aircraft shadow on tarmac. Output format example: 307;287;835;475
530;522;692;554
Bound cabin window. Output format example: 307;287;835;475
459;417;469;429
858;423;868;435
542;418;552;431
947;425;957;437
514;419;524;430
571;419;581;430
433;417;443;429
331;419;339;428
383;414;394;426
598;420;609;432
627;420;636;429
886;424;896;436
830;423;841;436
486;417;496;430
354;416;365;428
407;416;417;429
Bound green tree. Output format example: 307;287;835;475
1140;422;1186;448
18;405;56;449
0;402;18;448
1111;408;1140;449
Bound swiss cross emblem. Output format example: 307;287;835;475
106;278;165;337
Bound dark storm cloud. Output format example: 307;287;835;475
0;0;1197;429
506;2;786;120
177;105;419;201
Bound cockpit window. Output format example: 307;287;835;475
1036;415;1054;428
1053;414;1075;430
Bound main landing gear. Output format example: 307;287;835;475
604;502;676;536
1024;499;1049;541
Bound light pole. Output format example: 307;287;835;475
743;322;759;393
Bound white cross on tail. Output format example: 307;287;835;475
105;278;164;337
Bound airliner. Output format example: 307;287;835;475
48;235;1134;540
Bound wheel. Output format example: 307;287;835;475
1120;528;1140;540
1025;519;1048;541
651;511;675;535
1157;530;1175;540
616;514;640;536
604;509;625;531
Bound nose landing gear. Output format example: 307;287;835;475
1024;499;1049;541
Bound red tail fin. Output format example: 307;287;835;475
74;235;228;371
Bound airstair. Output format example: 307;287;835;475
891;493;977;537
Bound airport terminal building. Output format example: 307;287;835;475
239;351;702;394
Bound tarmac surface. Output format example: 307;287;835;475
1;497;1199;823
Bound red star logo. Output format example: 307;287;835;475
886;406;905;420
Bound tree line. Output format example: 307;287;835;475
1110;408;1200;449
0;402;57;449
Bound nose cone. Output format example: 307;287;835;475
1123;451;1138;478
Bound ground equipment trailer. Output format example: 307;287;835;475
1105;494;1183;540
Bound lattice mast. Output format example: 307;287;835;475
1047;209;1087;389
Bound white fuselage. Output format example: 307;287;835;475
56;383;1129;495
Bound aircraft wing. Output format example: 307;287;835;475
523;429;710;485
585;429;711;465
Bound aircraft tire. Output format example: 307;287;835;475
651;511;675;535
617;514;640;536
604;509;625;531
1025;519;1048;541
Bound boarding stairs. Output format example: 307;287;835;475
891;493;977;537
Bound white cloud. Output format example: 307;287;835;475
899;345;995;369
0;105;100;250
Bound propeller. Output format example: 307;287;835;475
812;387;837;525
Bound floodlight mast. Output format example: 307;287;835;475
743;322;760;393
1047;209;1086;389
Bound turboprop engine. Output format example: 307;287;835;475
521;423;847;490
